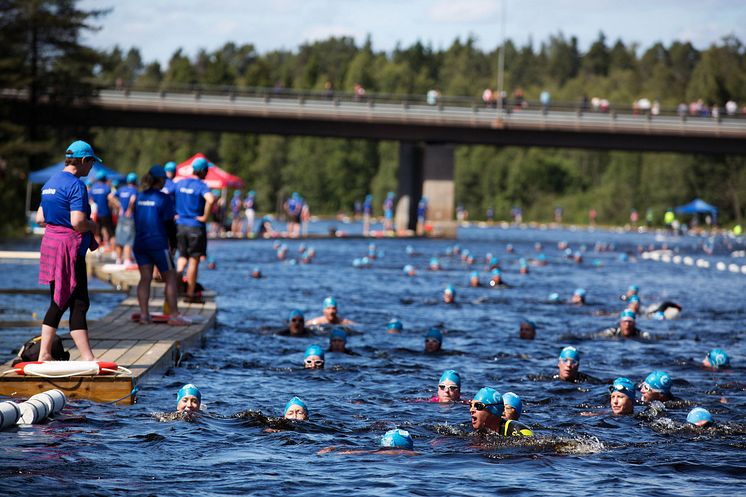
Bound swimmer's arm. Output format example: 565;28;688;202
580;410;606;417
36;206;45;226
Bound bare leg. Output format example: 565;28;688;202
38;324;58;361
123;245;133;264
70;329;95;361
186;257;200;297
164;269;179;315
137;264;154;320
177;256;187;274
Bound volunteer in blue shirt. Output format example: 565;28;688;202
230;190;243;236
161;161;177;201
175;157;215;303
362;194;373;236
244;190;256;237
35;140;100;362
133;165;187;324
90;170;115;250
114;172;138;266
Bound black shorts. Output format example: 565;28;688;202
177;225;207;259
98;215;114;235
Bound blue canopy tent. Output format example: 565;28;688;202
675;198;718;224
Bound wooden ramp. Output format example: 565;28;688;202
0;257;216;404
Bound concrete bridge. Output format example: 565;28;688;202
6;87;746;236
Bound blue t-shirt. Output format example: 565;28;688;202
90;181;112;217
40;171;92;256
162;178;176;196
363;199;372;215
244;195;255;210
174;177;210;228
231;196;242;215
116;185;138;213
134;189;175;251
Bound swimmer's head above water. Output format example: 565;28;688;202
304;345;325;369
387;318;403;334
469;271;480;287
176;384;201;413
284;396;308;420
322;296;338;322
619;309;637;337
558;346;580;381
609;377;636;415
329;328;347;352
437;370;461;402
571;288;586;305
380;428;414;450
424;328;443;353
641;370;673;402
687;407;713;427
626;295;641;313
703;348;730;370
288;309;305;336
519;319;536;340
469;387;502;431
502;392;522;420
443;285;456;304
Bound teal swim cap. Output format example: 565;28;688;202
473;387;502;416
628;284;639;293
380;428;413;450
387;318;403;331
444;284;455;295
126;172;137;184
502;392;522;416
574;288;586;297
706;349;730;369
643;370;672;393
548;292;560;302
403;264;415;274
519;258;528;267
288;309;304;321
304;345;325;359
491;268;502;276
687;407;713;426
470;271;479;279
559;346;579;362
323;296;337;309
439;370;461;387
609;377;636;399
284;396;308;416
176;384;201;404
430;257;440;266
425;328;443;344
164;161;176;173
330;328;347;343
620;309;637;322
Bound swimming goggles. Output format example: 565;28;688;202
438;384;459;392
608;384;633;394
559;358;579;366
425;338;441;344
469;401;500;411
304;359;324;367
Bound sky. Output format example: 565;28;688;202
80;0;746;64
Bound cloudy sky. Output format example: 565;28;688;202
80;0;745;63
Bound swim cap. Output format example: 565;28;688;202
288;309;304;321
620;309;637;322
304;345;325;359
429;257;440;266
323;296;337;309
405;245;414;254
380;428;414;450
164;161;176;173
519;258;528;267
191;157;210;172
425;328;443;344
330;328;347;343
403;264;415;274
176;384;201;404
491;268;502;276
489;256;499;266
706;349;730;369
470;271;479;279
520;318;536;330
439;370;461;387
687;407;713;426
387;319;403;331
502;392;522;416
643;371;672;393
95;170;106;181
559;346;579;362
574;288;586;297
444;285;455;295
628;285;639;294
548;292;560;302
609;377;636;399
628;295;640;303
126;172;138;184
473;387;502;416
284;396;308;416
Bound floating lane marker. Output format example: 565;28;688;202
729;264;740;273
683;256;694;266
716;262;727;271
661;254;671;263
672;255;682;264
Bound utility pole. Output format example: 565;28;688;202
497;0;506;114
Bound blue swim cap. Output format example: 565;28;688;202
164;161;176;173
284;396;308;416
628;285;639;293
502;392;522;416
439;370;461;387
687;407;713;426
112;178;121;187
574;288;586;297
620;309;637;322
126;172;138;184
176;384;201;404
425;328;443;344
470;271;479;279
548;292;560;302
330;328;347;342
429;257;440;266
387;319;403;331
559;346;579;361
644;371;672;393
304;345;325;359
191;157;209;172
444;284;455;295
380;428;414;450
95;170;106;181
519;258;528;267
288;309;304;321
473;387;502;416
403;264;415;274
706;349;730;369
538;253;546;261
520;318;536;330
610;377;636;399
323;296;337;309
405;245;414;254
491;268;502;276
489;256;499;266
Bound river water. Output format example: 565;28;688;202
1;225;745;496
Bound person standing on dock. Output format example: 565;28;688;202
113;172;138;266
89;170;116;252
175;157;215;303
35;140;101;362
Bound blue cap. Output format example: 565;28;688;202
403;264;415;274
489;256;499;266
473;387;502;416
164;161;176;172
687;407;713;426
249;190;255;196
149;165;166;178
387;318;403;331
444;285;455;295
233;189;241;197
628;295;640;303
439;370;461;387
520;318;536;330
706;349;730;369
559;346;579;361
304;344;325;359
491;268;502;276
628;285;639;293
574;288;586;297
429;257;440;266
176;384;201;404
191;157;210;172
126;172;138;184
644;371;672;393
284;396;308;416
65;140;102;163
519;258;528;267
502;392;522;416
610;377;636;399
470;271;479;279
538;253;546;261
288;309;304;321
95;170;106;181
548;292;560;302
620;309;637;322
323;296;337;309
112;178;121;187
425;328;443;344
380;428;414;450
330;328;347;343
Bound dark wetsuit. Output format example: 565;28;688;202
597;326;651;340
502;419;533;436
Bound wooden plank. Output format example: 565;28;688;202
113;340;158;367
131;341;176;379
98;340;138;362
0;376;135;404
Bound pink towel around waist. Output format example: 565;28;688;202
38;225;88;307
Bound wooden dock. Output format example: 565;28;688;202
0;255;216;404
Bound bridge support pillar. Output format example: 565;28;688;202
395;142;422;235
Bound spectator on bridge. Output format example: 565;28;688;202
354;83;366;102
725;100;737;116
427;87;441;106
324;80;334;100
482;88;494;108
540;90;551;113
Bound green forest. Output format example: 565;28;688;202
2;1;745;234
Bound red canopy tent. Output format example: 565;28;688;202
174;153;244;190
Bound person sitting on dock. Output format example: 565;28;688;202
469;387;533;436
304;345;325;369
284;396;308;420
307;296;353;326
176;384;201;413
36;140;101;362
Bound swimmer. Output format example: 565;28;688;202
571;288;586;305
609;377;636;415
506;244;514;254
703;348;730;370
489;268;509;287
519;319;536;340
284;396;308;420
304;345;325;369
502;392;522;421
424;328;442;353
488;256;500;271
387;318;403;334
176;384;201;413
535;253;548;266
429;257;441;271
318;428;416;455
443;285;456;304
307;296;353;326
329;328;347;352
469;387;533;436
519;258;529;274
622;284;639;300
284;309;306;336
403;264;416;276
597;310;650;339
436;370;461;403
469;271;480;287
640;371;673;403
556;346;582;382
251;267;262;278
626;295;641;313
548;292;561;303
687;407;713;427
573;251;583;264
645;301;682;320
